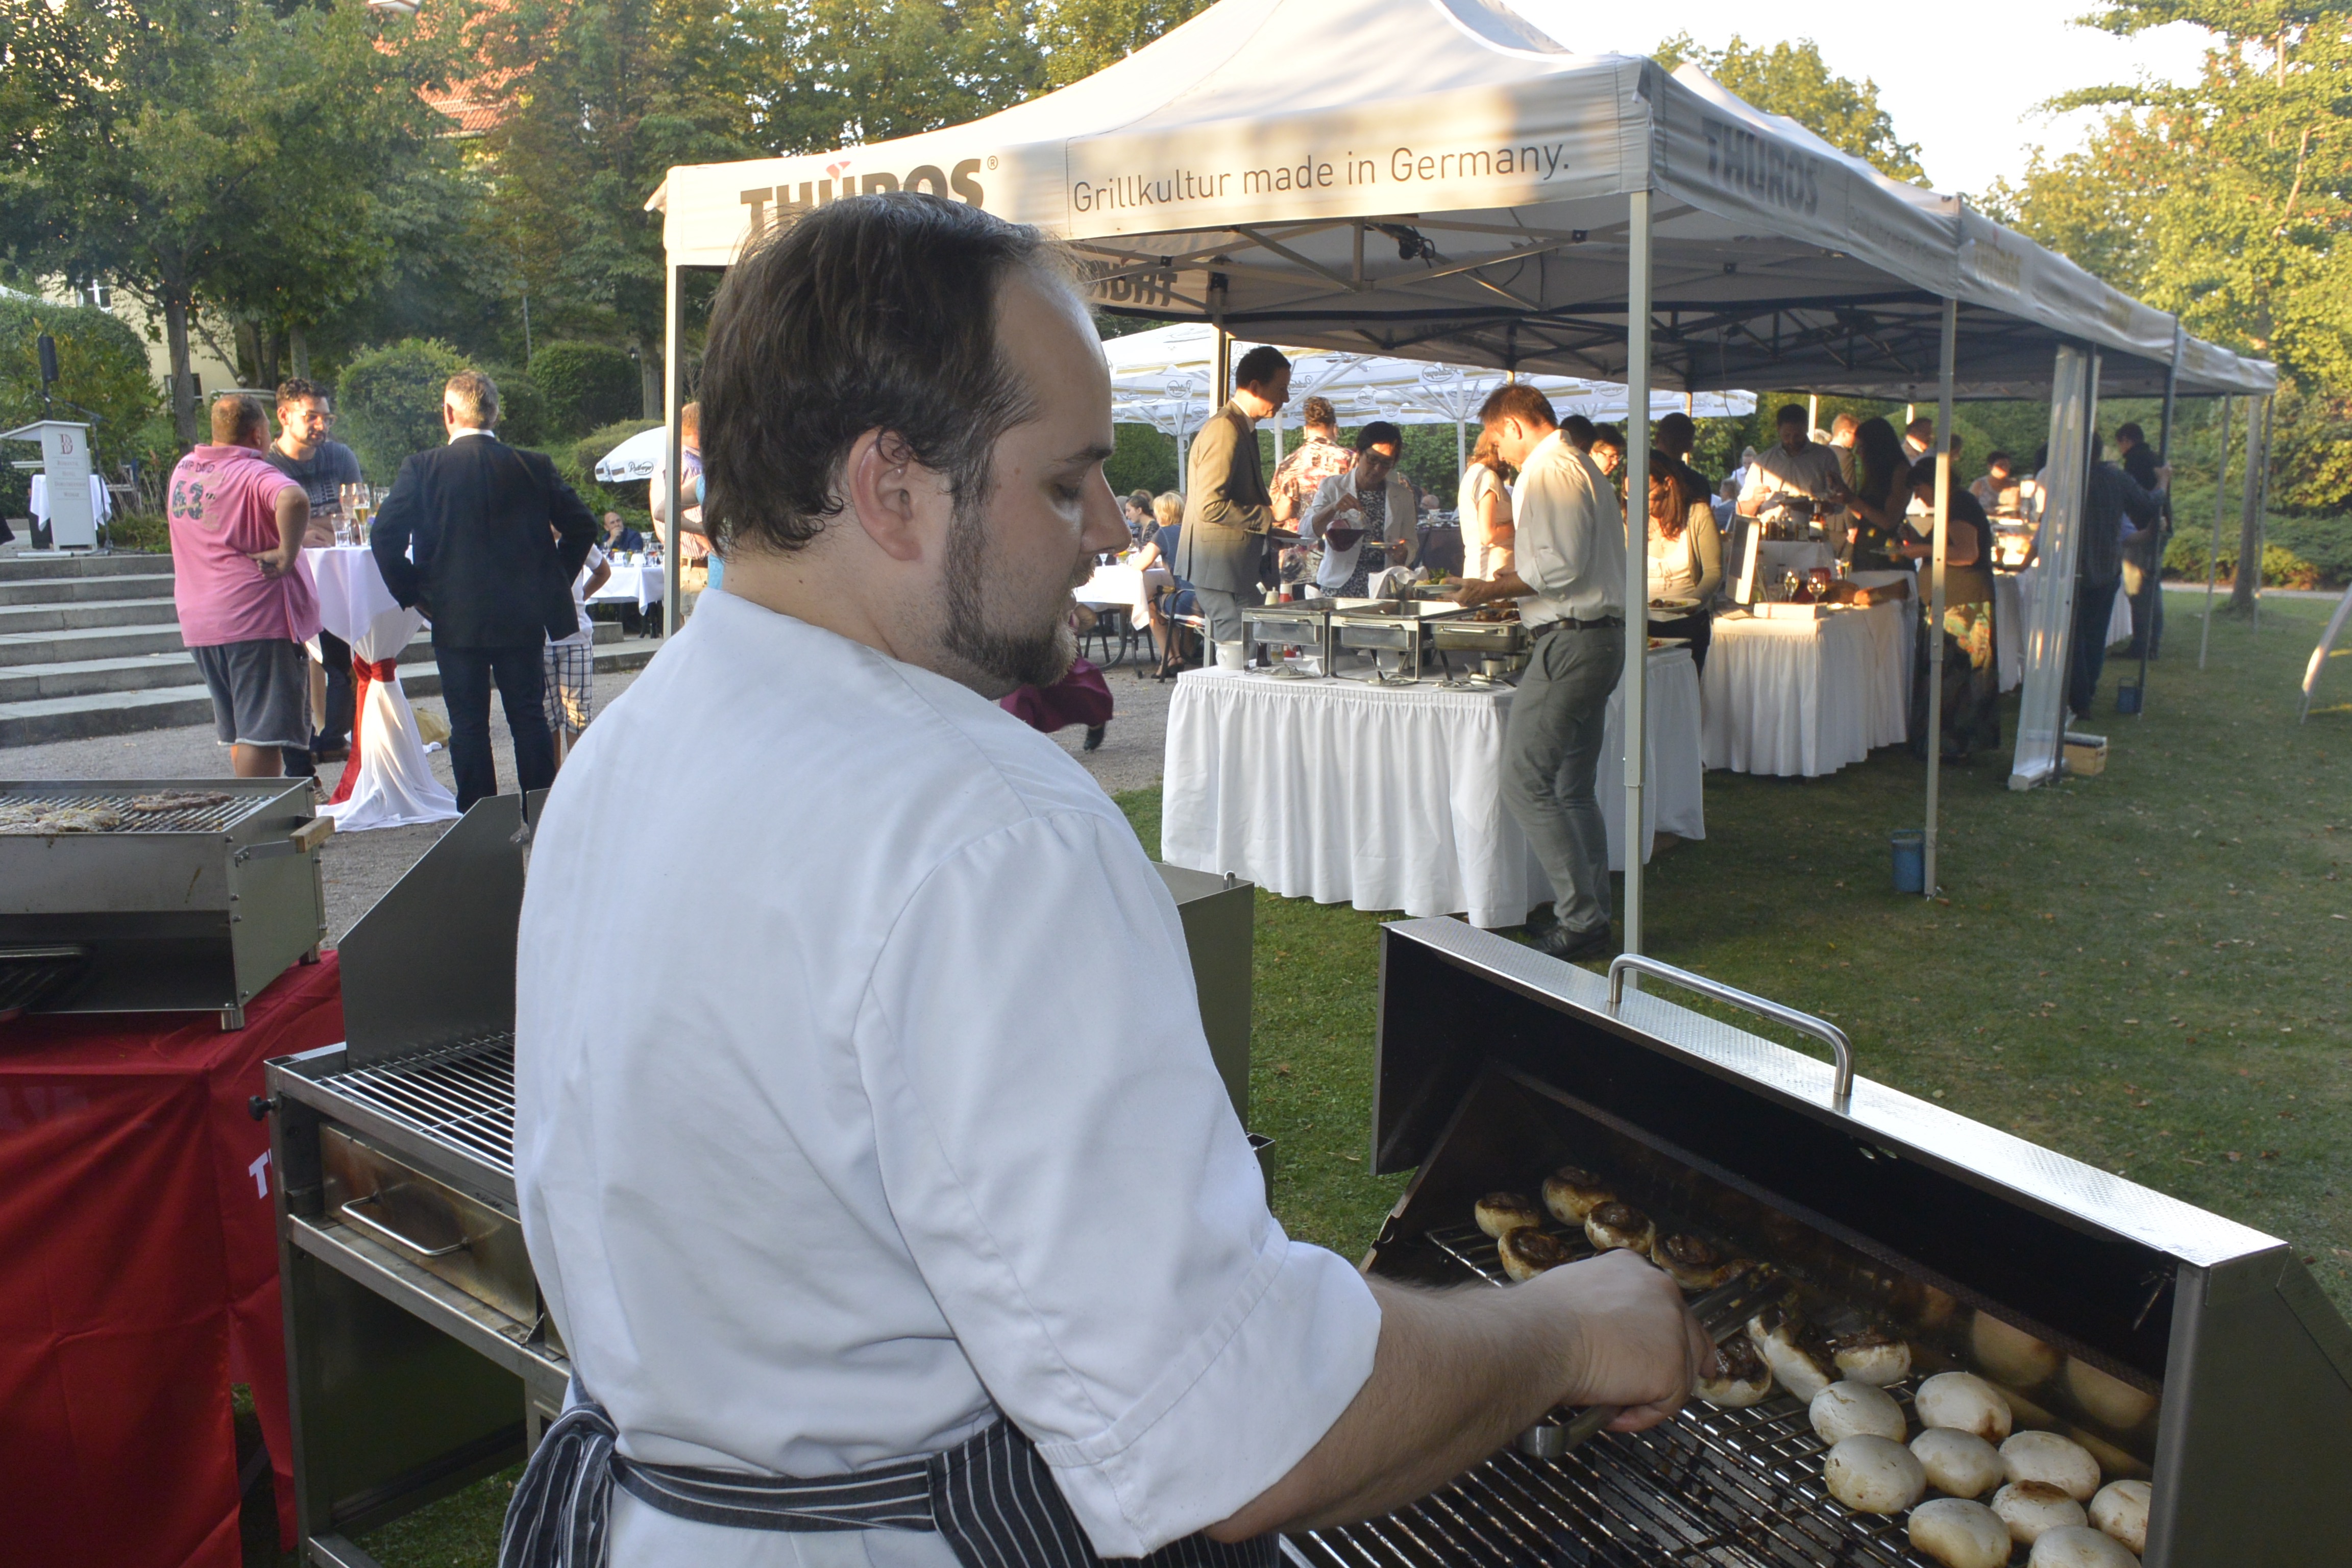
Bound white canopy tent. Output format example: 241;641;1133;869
1099;321;1752;481
649;0;2277;962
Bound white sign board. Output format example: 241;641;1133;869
4;420;99;549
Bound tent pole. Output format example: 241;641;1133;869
2232;396;2265;618
1622;187;1653;972
2130;326;2183;712
2199;397;2231;669
662;264;684;638
2253;395;2274;628
1924;298;1956;898
1808;393;1819;433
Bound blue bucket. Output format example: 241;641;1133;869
1891;829;1925;894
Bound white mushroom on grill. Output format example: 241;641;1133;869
1914;1370;2014;1442
1830;1326;1913;1387
1695;1335;1773;1408
1497;1227;1572;1282
1973;1312;2062;1387
1651;1232;1741;1291
2028;1524;2142;1567
1540;1165;1615;1224
1748;1304;1835;1402
1583;1201;1655;1254
2001;1430;2102;1502
1910;1427;2004;1499
2065;1359;2159;1430
1908;1498;2014;1568
1474;1192;1543;1238
1822;1435;1926;1515
1992;1481;2089;1545
1810;1380;1908;1446
2088;1479;2150;1555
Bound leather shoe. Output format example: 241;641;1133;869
1530;921;1614;964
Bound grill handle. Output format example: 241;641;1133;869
337;1193;470;1259
1606;954;1854;1113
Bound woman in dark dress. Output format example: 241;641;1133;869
1898;456;2001;760
1844;418;1912;571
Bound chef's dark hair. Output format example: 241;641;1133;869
1478;383;1557;430
1355;421;1403;453
1234;345;1290;390
698;193;1071;555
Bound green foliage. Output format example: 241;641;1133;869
337;338;465;478
1653;34;1927;183
0;0;469;444
754;0;1043;153
519;417;659;530
1105;422;1177;498
0;296;161;518
484;368;548;449
529;342;641;439
1037;0;1206;87
2168;513;2352;587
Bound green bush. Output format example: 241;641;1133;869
338;338;465;478
0;295;161;519
2163;521;2345;590
513;418;657;534
1105;423;1176;498
484;366;548;449
529;341;640;439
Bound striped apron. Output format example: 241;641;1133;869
500;1395;1282;1568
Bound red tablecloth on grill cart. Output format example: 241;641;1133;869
0;954;344;1565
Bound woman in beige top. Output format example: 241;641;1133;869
1645;455;1722;674
1456;431;1514;579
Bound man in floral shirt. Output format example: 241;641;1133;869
1270;395;1356;583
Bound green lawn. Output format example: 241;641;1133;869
338;590;2349;1568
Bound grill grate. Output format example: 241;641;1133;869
0;788;274;834
322;1035;517;1175
1284;1230;1941;1568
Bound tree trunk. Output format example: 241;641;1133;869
233;316;262;389
258;324;281;393
633;331;663;420
163;289;198;449
289;323;310;380
2229;397;2268;613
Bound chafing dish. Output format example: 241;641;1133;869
1245;601;1335;673
1285;923;2352;1568
1328;600;1470;683
0;777;330;1027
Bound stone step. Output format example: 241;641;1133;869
0;635;660;747
0;619;619;700
0;622;191;666
0;550;171;582
0;571;179;607
0;595;179;635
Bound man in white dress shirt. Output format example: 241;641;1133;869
1453;384;1628;962
506;195;1703;1568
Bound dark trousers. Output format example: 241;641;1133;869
1501;624;1625;934
2068;577;2123;719
435;639;555;813
317;630;354;747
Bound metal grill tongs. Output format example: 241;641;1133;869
1515;1264;1788;1461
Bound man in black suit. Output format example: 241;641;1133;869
372;370;597;810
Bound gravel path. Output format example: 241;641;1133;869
5;649;1174;941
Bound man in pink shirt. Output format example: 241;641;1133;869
167;395;317;777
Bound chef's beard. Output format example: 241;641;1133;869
941;497;1089;693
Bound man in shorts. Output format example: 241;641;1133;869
545;528;611;769
166;395;318;777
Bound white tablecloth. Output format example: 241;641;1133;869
1078;562;1147;608
303;546;458;830
590;560;664;610
1701;600;1910;776
1998;567;2135;692
1161;650;1705;929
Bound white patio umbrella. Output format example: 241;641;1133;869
593;424;664;484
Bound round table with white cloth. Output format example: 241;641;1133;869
1996;566;2135;692
590;558;666;611
1161;648;1705;930
1701;599;1911;777
302;546;459;830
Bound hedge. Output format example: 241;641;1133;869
338;338;467;478
2163;513;2352;590
529;341;640;440
1;295;162;519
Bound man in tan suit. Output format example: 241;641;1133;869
1175;345;1292;666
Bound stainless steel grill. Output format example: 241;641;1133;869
322;1035;517;1178
1327;920;2352;1568
0;783;271;834
0;776;329;1026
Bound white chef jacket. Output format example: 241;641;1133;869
1508;430;1625;625
514;589;1382;1568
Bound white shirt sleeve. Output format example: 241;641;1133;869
1512;450;1601;599
857;811;1382;1556
1303;472;1353;542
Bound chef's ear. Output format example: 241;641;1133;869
843;428;946;564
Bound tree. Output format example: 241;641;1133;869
1652;35;1928;184
0;0;465;446
1035;0;1204;88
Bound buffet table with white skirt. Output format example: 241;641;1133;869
1161;649;1704;929
302;546;459;831
1996;567;2135;692
1701;600;1910;777
590;558;665;611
